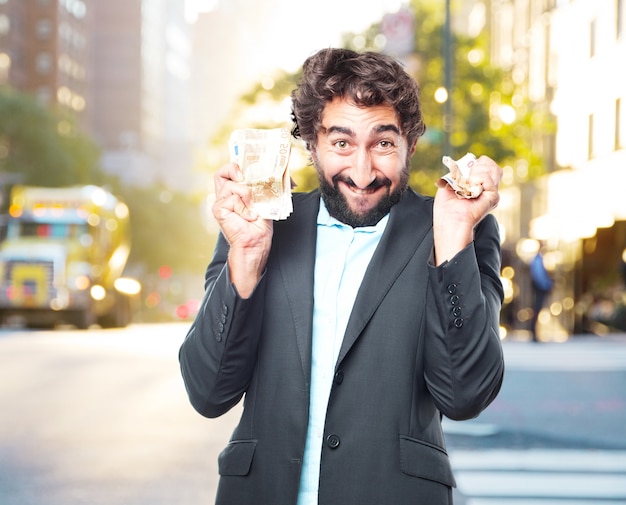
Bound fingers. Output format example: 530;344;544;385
470;156;502;192
434;155;503;226
214;162;244;194
213;163;257;222
214;193;257;222
451;156;501;211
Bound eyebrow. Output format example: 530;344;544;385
375;124;401;135
325;125;354;136
324;124;401;136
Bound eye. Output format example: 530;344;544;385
379;140;394;148
334;140;349;149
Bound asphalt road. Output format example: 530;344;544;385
446;335;626;504
0;323;240;505
1;324;625;504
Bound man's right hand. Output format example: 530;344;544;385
213;162;273;298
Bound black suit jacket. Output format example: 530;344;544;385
180;188;504;505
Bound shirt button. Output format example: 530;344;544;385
326;434;340;449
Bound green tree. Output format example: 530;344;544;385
113;183;215;276
0;87;102;187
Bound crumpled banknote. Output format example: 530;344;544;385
440;153;483;199
229;128;293;220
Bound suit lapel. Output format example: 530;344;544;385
337;190;433;365
274;189;432;380
273;191;320;386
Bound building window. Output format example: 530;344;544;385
61;0;87;19
0;52;10;84
36;19;53;40
617;98;623;150
588;113;594;159
37;86;52;105
0;14;9;36
590;19;596;58
35;52;53;74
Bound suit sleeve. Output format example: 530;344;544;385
424;214;505;421
179;232;267;418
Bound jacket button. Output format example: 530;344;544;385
326;434;340;449
447;283;458;294
334;370;344;385
450;294;460;306
214;322;224;342
454;317;464;328
452;306;462;317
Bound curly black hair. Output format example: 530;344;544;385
291;48;426;151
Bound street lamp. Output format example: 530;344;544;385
443;0;452;156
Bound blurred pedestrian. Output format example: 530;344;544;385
529;246;553;342
179;48;505;505
621;248;626;287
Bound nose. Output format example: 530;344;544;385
350;148;375;188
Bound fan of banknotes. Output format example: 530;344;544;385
229;128;293;220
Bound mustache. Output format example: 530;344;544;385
332;175;392;190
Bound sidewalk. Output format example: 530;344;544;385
504;329;626;344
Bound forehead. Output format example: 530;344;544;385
320;97;400;133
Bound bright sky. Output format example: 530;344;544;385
185;0;407;72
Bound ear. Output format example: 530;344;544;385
409;140;417;156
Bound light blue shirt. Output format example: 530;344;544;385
297;199;389;505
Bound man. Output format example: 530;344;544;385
529;245;553;342
180;48;504;505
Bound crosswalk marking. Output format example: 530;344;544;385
449;339;626;503
457;471;626;499
451;449;626;472
502;341;626;371
465;500;624;505
451;450;626;504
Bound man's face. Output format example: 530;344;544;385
312;97;414;227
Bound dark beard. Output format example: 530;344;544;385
318;170;408;227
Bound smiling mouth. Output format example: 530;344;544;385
338;177;391;196
346;184;378;196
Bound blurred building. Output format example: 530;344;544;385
490;0;626;337
0;0;91;127
91;0;197;190
0;0;201;192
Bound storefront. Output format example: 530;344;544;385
495;153;626;340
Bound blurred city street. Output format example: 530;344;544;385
2;1;626;502
447;335;626;504
0;323;625;504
